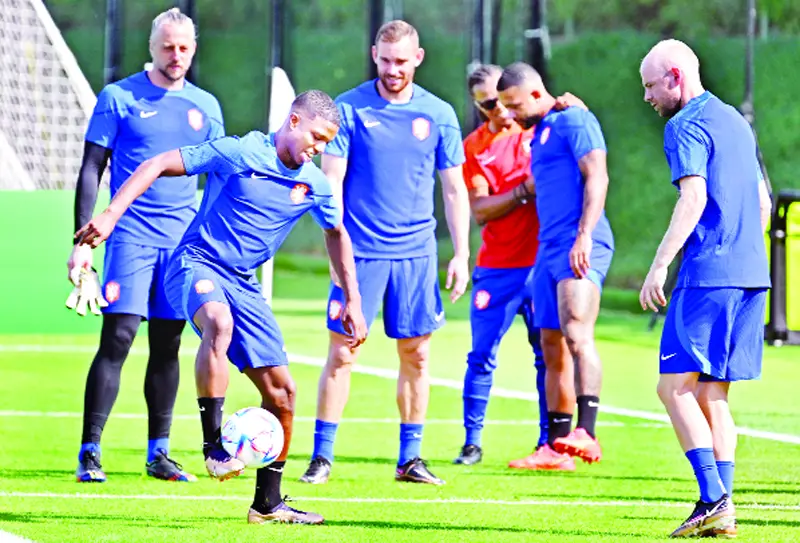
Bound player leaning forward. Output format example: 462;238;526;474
77;90;368;525
68;7;224;483
638;40;771;538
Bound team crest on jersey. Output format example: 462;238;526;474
328;300;342;320
187;108;204;131
195;279;215;294
412;117;430;141
539;126;551;145
105;281;120;303
474;290;491;310
290;184;308;204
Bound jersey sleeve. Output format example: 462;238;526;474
562;108;607;163
323;100;353;159
663;120;711;188
179;136;248;177
462;137;490;191
207;97;226;140
436;103;466;170
84;86;120;149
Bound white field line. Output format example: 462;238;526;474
0;491;798;512
0;531;35;543
2;344;799;445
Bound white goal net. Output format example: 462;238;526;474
0;0;96;190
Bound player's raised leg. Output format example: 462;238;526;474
246;366;324;525
552;277;603;463
191;300;244;481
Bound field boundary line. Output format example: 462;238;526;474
0;491;798;511
2;344;799;445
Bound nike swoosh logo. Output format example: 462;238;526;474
661;353;677;361
267;466;284;473
479;156;496;165
198;406;205;412
364;120;381;128
553;418;571;424
587;401;600;408
251;172;269;180
434;311;445;323
139;111;158;118
412;433;423;439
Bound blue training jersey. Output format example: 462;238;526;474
325;80;465;258
530;107;614;247
85;71;224;248
663;91;770;288
177;131;341;278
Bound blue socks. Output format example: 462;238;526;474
147;437;169;463
534;352;548;447
463;363;493;448
312;420;339;462
716;460;735;496
398;423;424;466
686;448;726;503
79;442;100;461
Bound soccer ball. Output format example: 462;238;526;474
221;407;284;468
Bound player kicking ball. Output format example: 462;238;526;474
498;63;614;470
639;40;771;538
76;90;368;525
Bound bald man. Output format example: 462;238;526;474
497;62;614;471
639;39;771;538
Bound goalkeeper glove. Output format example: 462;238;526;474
65;267;108;316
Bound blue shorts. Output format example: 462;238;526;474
164;252;288;372
660;287;767;382
327;256;444;339
468;266;541;371
102;241;180;320
533;238;614;330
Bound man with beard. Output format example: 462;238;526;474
454;64;585;468
639;39;770;538
497;62;614;470
299;20;471;486
68;7;224;483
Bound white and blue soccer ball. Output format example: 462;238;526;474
221;407;284;468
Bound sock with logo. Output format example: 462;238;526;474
716;460;735;496
547;412;573;447
686;448;725;503
576;395;600;438
197;397;225;457
146;437;169;464
398;423;424;467
251;460;286;513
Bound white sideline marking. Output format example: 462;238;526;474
2;344;799;445
0;531;35;543
0;411;667;428
0;491;798;512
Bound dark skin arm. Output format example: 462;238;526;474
323;222;368;350
75;149;185;246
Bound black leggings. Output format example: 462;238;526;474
81;314;185;444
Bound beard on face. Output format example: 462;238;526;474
379;71;410;94
159;64;186;82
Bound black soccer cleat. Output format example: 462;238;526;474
298;456;331;484
453;444;483;465
669;494;736;538
76;450;106;483
146;450;198;482
395;457;445;485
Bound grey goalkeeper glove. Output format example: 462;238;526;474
66;267;108;316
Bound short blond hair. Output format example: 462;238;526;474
149;7;196;42
375;20;419;46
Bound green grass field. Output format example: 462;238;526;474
1;269;799;542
